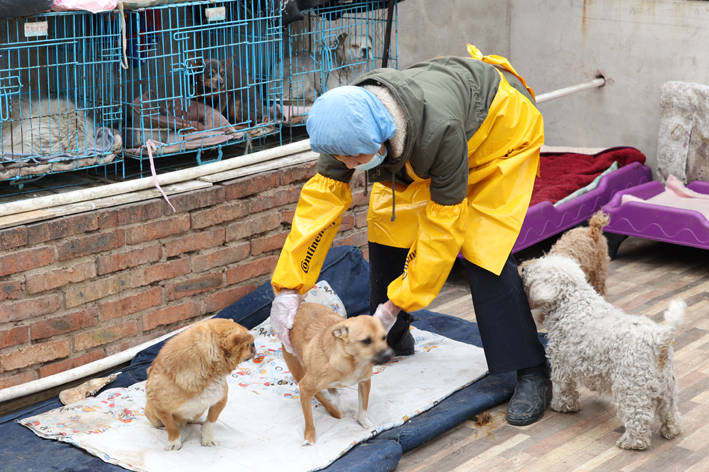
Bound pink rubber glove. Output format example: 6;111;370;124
270;289;300;354
373;300;400;333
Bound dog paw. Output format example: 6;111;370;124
302;439;313;447
616;432;649;450
165;438;183;451
356;412;374;429
660;423;681;440
201;421;217;446
551;398;580;413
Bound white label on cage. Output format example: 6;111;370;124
205;7;226;22
25;22;48;38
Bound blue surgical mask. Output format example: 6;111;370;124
354;148;387;171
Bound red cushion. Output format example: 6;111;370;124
530;147;646;206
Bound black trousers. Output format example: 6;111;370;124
368;242;546;374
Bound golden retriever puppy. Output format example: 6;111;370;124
145;318;255;450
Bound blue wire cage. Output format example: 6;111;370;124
0;11;123;186
279;0;398;127
122;0;282;173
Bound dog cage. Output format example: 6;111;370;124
0;11;123;188
279;0;398;129
122;0;282;175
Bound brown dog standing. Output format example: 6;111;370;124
283;303;393;445
145;318;255;450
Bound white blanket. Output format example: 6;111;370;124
20;320;487;472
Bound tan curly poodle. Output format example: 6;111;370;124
519;210;610;295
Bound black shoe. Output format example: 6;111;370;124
387;312;415;356
506;363;552;426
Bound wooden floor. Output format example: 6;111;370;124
399;237;709;472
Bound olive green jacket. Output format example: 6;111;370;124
317;56;535;205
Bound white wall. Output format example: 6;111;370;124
396;0;511;67
396;0;709;170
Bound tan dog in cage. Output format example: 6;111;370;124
194;57;271;126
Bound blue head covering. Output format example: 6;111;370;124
306;86;397;156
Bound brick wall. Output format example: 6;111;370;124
0;162;370;389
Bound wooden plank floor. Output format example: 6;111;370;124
399;236;709;472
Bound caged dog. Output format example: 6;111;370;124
281;32;374;104
519;210;610;296
193;57;274;126
520;255;685;450
145;318;255;450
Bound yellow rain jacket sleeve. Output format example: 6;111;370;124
386;199;468;312
271;173;352;294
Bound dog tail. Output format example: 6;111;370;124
588;211;610;242
663;299;687;331
655;299;686;368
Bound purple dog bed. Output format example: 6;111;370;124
602;180;709;251
512;161;653;253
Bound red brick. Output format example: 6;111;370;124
30;308;99;341
0;280;22;301
279;161;317;185
281;208;296;225
25;261;96;294
164;186;225;214
339;213;355;232
192;242;250;272
225;211;281;241
191;201;249;230
99;287;163;321
125;214;191;245
249;187;301;213
0;227;28;251
204;284;258;313
97;200;165;229
57;230;125;262
225;255;278;285
39;350;106;378
251;232;289;256
0;326;29;349
134;259;191;287
0;371;36;389
224;172;279;199
27;213;99;245
351;187;370;207
1;339;70;372
355;209;368;228
142;302;200;331
73;321;139;351
334;230;368;249
166;274;223;301
65;273;131;308
0;293;63;323
0;247;55;277
164;228;225;257
97;244;162;275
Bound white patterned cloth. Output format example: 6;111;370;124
20;315;487;472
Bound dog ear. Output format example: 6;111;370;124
224;329;251;351
531;282;562;306
331;322;349;340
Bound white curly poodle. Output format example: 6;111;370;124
520;255;685;450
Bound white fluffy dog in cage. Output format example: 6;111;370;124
520;254;685;450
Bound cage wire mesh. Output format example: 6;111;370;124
279;0;397;127
0;12;123;185
122;0;282;175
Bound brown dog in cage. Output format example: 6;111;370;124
193;57;272;126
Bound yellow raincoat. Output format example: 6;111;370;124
272;47;544;313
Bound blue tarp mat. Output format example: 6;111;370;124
0;246;522;472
